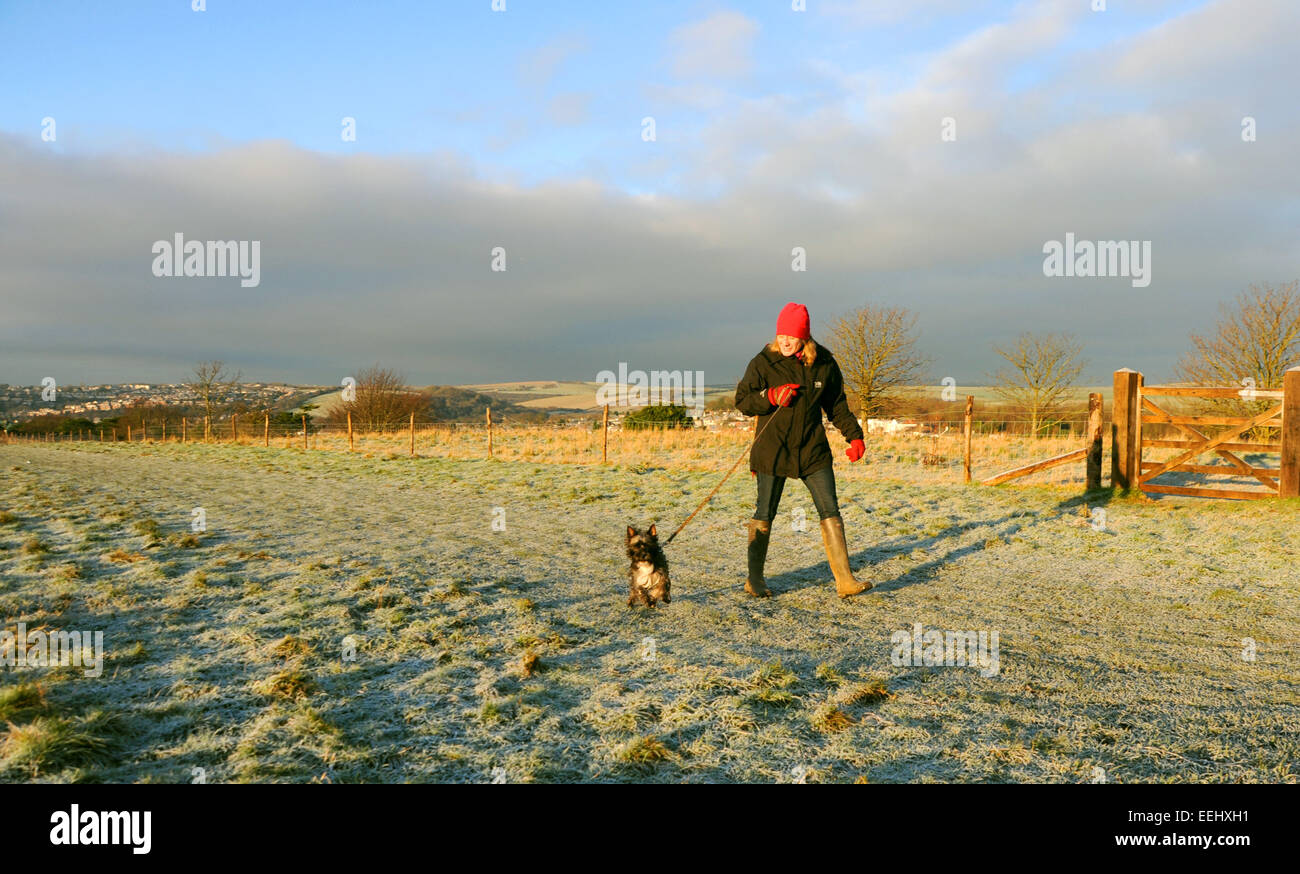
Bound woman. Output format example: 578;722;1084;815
734;302;869;598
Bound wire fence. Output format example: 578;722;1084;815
3;413;1109;487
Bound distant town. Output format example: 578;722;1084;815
0;383;316;426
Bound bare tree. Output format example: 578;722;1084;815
1174;282;1300;437
1177;281;1300;391
990;333;1086;436
330;365;428;432
823;305;929;419
186;360;241;440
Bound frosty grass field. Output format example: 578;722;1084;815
1;439;1297;783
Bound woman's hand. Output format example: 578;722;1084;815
845;439;865;462
766;383;800;407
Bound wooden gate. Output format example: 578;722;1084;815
1112;368;1300;500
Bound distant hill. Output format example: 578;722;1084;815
462;380;735;412
422;386;545;423
292;382;1118;422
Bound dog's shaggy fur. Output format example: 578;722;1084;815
625;524;670;607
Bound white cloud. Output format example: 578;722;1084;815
919;0;1082;90
821;0;1001;27
518;34;588;90
668;11;759;80
1107;0;1299;93
548;93;591;126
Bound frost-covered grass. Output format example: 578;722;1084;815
0;441;1296;783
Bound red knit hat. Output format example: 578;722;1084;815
776;302;811;340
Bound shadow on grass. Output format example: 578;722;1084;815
788;486;1130;594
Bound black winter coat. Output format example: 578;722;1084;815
734;344;864;479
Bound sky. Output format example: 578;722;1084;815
1;0;1297;388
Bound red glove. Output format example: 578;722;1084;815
766;383;800;407
845;439;865;462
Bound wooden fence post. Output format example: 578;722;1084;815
182;418;187;444
264;413;269;447
602;404;609;464
1086;392;1103;490
409;412;416;457
1281;366;1300;498
302;414;308;450
347;411;354;452
963;395;973;484
487;406;493;458
127;424;132;442
232;414;238;444
1112;369;1142;490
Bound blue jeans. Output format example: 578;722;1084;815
754;464;841;523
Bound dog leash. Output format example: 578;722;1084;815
663;405;783;545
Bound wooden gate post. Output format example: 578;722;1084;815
1112;369;1142;490
602;404;609;464
1281;366;1300;498
963;396;973;483
486;406;493;458
264;412;269;447
347;411;354;452
1086;392;1103;490
302;414;308;450
409;412;416;457
232;413;238;444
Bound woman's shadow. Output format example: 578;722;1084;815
765;490;1119;594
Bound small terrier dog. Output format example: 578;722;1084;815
625;524;671;607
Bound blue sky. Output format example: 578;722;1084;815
1;0;1296;387
4;0;1204;188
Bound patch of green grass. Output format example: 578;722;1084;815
0;683;47;723
1;710;128;776
479;699;514;724
815;663;844;686
114;641;148;663
751;660;797;689
742;661;802;707
617;735;672;767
